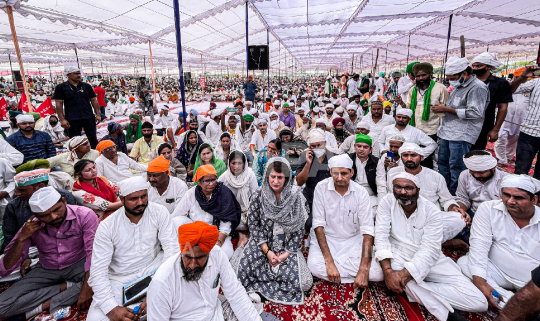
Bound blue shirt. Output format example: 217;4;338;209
242;82;257;99
6;130;56;166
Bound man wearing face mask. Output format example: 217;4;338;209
432;56;489;195
129;122;164;165
469;53;513;151
296;128;335;232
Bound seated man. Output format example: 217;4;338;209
373;173;488;321
147;221;266;321
387;142;470;245
130;122;164;165
456;150;509;215
147;155;188;214
47;136;99;177
313;119;338;151
155;105;176;136
2;169;76;253
338;121;371;154
95;140;147;184
381;134;405;172
87;176;178;321
6;114;56;166
308;154;378;287
348;133;386;208
249;120;277;158
0;187;97;319
457;174;540;314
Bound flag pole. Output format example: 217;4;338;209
6;5;31;111
148;40;158;110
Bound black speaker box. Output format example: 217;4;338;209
248;45;269;70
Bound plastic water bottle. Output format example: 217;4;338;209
133;306;140;314
486;291;501;317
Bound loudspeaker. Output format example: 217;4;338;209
248;45;269;70
12;70;22;81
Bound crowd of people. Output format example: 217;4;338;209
0;51;539;321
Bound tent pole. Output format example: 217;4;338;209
6;6;31;111
7;53;19;104
48;60;53;83
245;1;249;79
90;58;95;76
74;46;80;69
172;0;188;130
443;14;454;79
267;29;270;98
351;53;354;74
406;33;411;66
227;58;229;79
148;40;158;109
200;54;204;98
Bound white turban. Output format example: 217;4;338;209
16;114;34;123
357;121;371;130
472;52;502;69
347;105;357;111
249;108;258;115
501;174;540;194
389;134;406;143
269;111;278;118
463;153;497;171
326;75;332;80
117;176;148;197
161;105;170;111
315;118;326;124
209;109;221;119
325;103;334;109
335;107;345;114
395;108;413;118
328;154;353;169
393;172;420;187
398;142;423;156
245;101;252;105
29;186;62;213
445;56;470;75
135;108;144;113
258;118;268;123
308;128;326;143
313;107;320;113
64;66;80;76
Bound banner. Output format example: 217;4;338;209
200;76;205;87
0;97;7;120
34;97;55;118
16;94;33;112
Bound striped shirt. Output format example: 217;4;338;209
514;78;540;138
6;130;56;166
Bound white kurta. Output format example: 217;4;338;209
147;176;188;214
0;137;23;166
353;156;387;207
308;178;374;283
0;158;16;219
374;195;488;320
155;113;176;129
378;124;437;158
147;247;262;321
361;113;396;157
171;187;234;258
457;200;540;300
249;130;277;152
206;120;223;147
455;169;508;213
95;153;148;184
87;202;179;320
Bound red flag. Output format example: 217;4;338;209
16;94;33;112
34;97;55;118
0;97;7;121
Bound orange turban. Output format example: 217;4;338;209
96;140;115;155
193;165;217;183
178;221;219;254
129;97;135;101
148;155;170;174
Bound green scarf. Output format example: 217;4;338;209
326;79;332;95
0;128;5;139
126;120;143;143
193;143;227;185
409;80;435;127
360;78;365;88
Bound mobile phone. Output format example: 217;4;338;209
387;151;394;162
227;107;237;113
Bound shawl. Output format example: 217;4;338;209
195;181;241;231
42;115;65;141
175;130;203;173
220;150;254;212
410;79;435;127
259;157;308;233
126;120;143;143
193;142;227;185
73;176;117;203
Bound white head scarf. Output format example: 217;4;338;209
463;152;497;171
16;114;34;123
445;56;470;75
398;142;423;156
42;115;65;141
393;172;419;187
501;174;540;194
357;121;371;130
396;108;413;118
308;128;326;143
472;52;502;69
64;66;80;76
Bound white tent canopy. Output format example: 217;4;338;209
0;0;537;76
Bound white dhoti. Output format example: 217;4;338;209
172;216;234;260
86;252;165;321
494;94;528;164
370;253;488;321
457;254;522;303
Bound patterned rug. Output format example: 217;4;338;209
485;142;536;175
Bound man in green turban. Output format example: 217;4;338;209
126;113;143;145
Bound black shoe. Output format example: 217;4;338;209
447;310;468;321
5;313;26;321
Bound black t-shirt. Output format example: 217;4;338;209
532;265;540;288
359;78;370;95
482;74;513;126
52;81;96;121
295;149;334;207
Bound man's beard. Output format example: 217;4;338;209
335;128;344;136
396;121;406;126
393;189;419;206
326;110;333;115
404;160;420;170
181;257;208;282
143;133;153;139
417;78;431;90
473;170;495;182
20;126;33;132
125;202;147;216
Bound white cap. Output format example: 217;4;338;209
472;52;502;69
29;186;62;213
445;56;470;75
347;105;357;111
398;142;423;156
117;176;148;197
396;108;413;118
325;103;334;109
501;174;540;194
389;134;406;143
328;154;353;169
315;118;326;124
16;114;35;123
64;66;80;76
313;107;320;113
463;153;497;171
244;100;252;105
393;172;419;187
357;121;371;130
308;128;326;143
335;107;345;114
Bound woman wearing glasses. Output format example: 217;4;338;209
171;165;241;259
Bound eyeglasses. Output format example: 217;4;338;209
199;178;217;185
